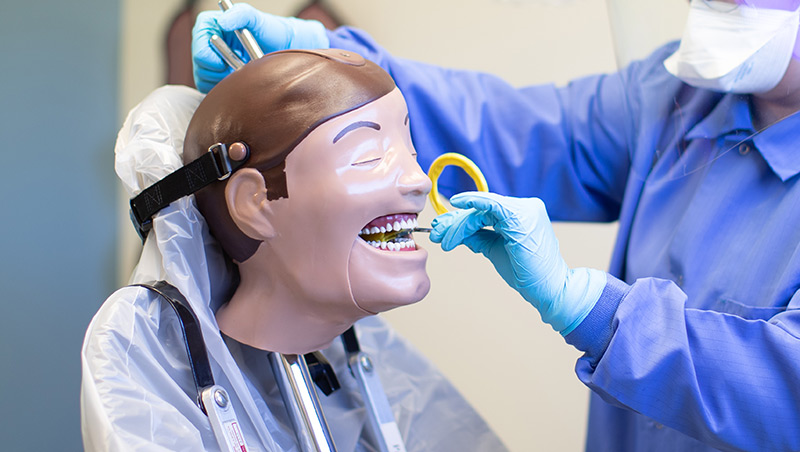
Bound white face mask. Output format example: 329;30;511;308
664;0;800;94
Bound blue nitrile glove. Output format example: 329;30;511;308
430;192;607;335
192;3;330;93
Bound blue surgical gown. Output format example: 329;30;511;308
329;29;800;452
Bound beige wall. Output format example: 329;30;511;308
119;1;687;450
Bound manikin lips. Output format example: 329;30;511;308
358;213;418;251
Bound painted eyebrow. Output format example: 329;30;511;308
333;121;381;144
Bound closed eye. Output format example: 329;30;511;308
352;157;382;166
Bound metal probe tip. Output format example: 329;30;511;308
413;227;432;233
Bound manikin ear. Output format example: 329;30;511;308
224;168;276;240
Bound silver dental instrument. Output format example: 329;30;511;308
412;227;494;234
210;35;246;70
218;0;265;61
269;353;338;452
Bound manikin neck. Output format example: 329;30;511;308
215;254;361;355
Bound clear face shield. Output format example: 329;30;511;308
604;0;800;184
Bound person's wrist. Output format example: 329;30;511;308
558;268;607;336
564;275;628;358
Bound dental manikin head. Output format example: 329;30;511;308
183;49;432;354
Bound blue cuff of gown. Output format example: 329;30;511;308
564;274;630;360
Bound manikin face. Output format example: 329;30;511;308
261;88;432;323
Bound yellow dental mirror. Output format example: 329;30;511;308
427;153;489;215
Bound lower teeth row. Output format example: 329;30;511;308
366;239;416;251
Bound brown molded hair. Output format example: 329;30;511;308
183;49;396;262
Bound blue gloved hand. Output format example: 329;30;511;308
430;192;607;335
192;3;330;93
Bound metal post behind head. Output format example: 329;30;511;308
269;352;338;452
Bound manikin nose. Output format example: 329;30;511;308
397;151;432;196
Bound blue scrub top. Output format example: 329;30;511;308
330;29;800;451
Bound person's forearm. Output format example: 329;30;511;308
573;276;800;451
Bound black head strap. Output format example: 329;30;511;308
129;142;250;241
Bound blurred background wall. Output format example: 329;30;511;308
0;0;120;450
0;0;686;450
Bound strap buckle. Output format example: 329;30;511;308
209;143;234;181
130;201;152;242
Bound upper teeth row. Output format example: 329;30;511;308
361;217;419;235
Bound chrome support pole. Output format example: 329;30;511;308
269;353;338;452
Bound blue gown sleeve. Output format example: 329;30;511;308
566;275;800;451
329;27;642;222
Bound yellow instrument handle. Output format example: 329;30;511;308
427;153;489;215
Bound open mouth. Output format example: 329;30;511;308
359;213;418;251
